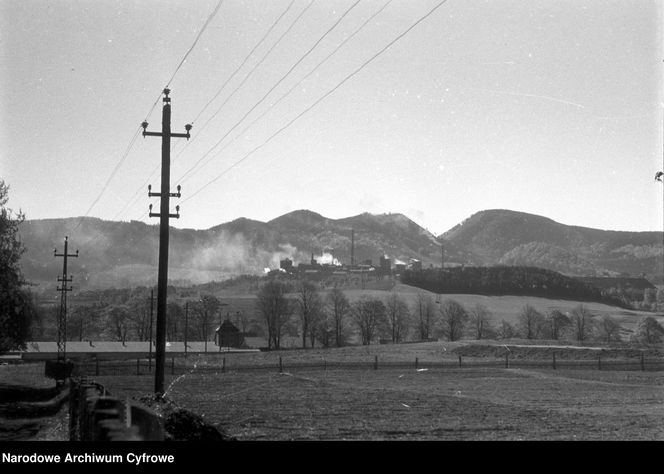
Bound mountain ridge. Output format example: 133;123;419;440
18;209;662;290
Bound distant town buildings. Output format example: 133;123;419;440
275;249;424;278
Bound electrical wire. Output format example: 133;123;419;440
116;0;300;222
182;0;450;205
173;0;316;165
81;0;226;226
179;0;394;187
73;127;141;230
192;0;296;125
177;0;360;185
165;0;226;88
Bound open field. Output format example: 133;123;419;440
69;338;664;375
345;284;662;332
98;365;664;440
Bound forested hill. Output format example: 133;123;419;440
441;209;661;280
18;212;473;289
18;209;660;290
401;266;630;308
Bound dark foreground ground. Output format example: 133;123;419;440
0;364;69;441
97;365;664;440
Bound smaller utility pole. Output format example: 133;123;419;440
218;309;223;352
184;301;189;359
54;237;78;361
439;244;445;298
149;289;154;370
351;229;355;266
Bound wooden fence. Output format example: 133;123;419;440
72;353;664;377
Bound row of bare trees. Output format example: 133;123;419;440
438;301;625;343
34;293;244;347
256;278;664;347
256;281;353;349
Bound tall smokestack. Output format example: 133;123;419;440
351;229;355;266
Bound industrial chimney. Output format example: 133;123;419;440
351;229;355;266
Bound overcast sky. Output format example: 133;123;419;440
1;0;662;235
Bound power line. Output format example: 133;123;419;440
182;0;450;205
79;0;225;226
115;0;301;223
180;0;394;187
177;0;361;185
74;127;142;230
173;0;316;167
192;0;296;125
166;0;226;88
112;161;160;221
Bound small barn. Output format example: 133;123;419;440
214;320;244;348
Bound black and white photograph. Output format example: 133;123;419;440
1;0;663;451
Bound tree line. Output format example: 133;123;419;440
255;278;664;348
401;266;630;309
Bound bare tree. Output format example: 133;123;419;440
385;291;410;343
69;305;95;341
631;316;664;344
233;310;251;335
314;311;334;348
126;296;150;341
327;287;351;347
414;293;437;341
468;304;493;340
166;301;183;341
497;320;516;340
352;298;387;345
192;294;221;352
517;305;544;339
543;309;571;340
295;280;324;348
105;305;130;343
570;305;594;342
256;280;292;349
598;315;622;343
438;299;467;341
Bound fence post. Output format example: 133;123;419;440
136;359;139;376
96;358;99;376
505;353;509;369
552;352;556;370
415;357;419;370
324;358;327;371
640;353;645;371
279;356;283;373
374;355;378;370
458;355;462;368
222;357;226;373
68;378;78;441
598;354;601;371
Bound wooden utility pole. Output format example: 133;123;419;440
141;88;191;395
149;289;154;370
54;236;78;361
184;301;189;359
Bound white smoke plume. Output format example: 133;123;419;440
185;231;307;279
315;252;341;266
